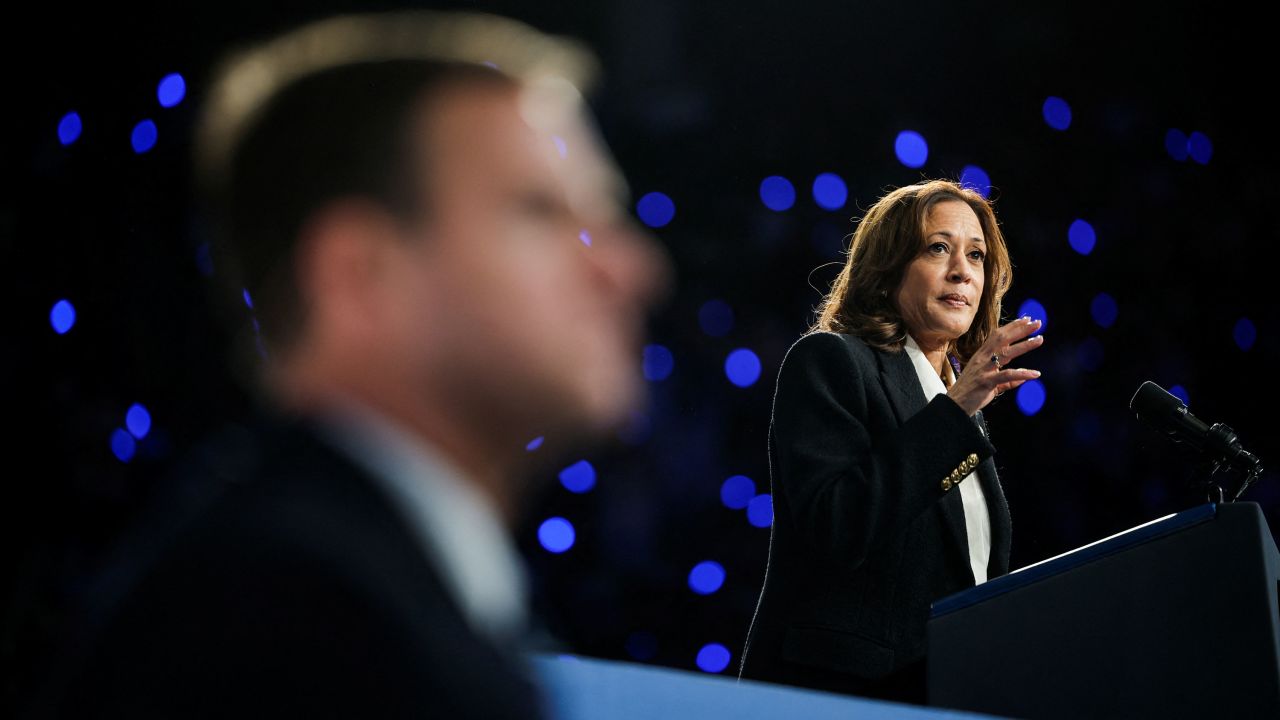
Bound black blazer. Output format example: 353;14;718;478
739;331;1012;701
40;414;542;719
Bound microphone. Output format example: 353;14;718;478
1130;381;1262;478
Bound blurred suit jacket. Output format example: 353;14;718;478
42;412;543;719
739;331;1012;703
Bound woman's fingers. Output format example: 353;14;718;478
997;334;1045;362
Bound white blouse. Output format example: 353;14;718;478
903;334;992;585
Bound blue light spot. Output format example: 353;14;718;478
960;165;992;199
1165;129;1189;161
1169;385;1190;405
131;119;158;154
1090;292;1118;328
111;429;137;463
157;73;186;108
195;242;214;276
688;560;726;595
1234;317;1256;351
125;404;152;439
1076;337;1104;372
720;475;755;509
636;192;675;228
242;288;254;309
1188;131;1213;165
724;348;762;388
747;493;773;528
894;130;928;168
58;112;82;145
1016;299;1047;335
643;344;675;381
696;643;731;673
759;175;796;211
579;229;591;247
50;299;76;334
538;517;575;553
526;436;544;451
558;460;596;493
1042;96;1072;131
1068;219;1096;255
625;631;658;661
552;135;567;158
811;173;848;211
698;299;734;337
1016;379;1046;416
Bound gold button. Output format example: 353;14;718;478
942;478;953;491
967;453;979;464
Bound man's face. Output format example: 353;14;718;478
385;81;667;441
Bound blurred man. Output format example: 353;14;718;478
43;11;666;718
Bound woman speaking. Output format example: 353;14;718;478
738;179;1044;703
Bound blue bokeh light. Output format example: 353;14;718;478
552;135;568;158
1090;292;1118;329
696;643;731;674
811;173;848;211
636;192;675;228
725;348;762;388
111;429;137;463
131;119;158;154
688;560;726;595
894;130;928;168
698;299;734;337
625;632;658;661
1042;96;1072;130
538;517;576;553
759;176;796;211
558;460;597;494
242;288;254;309
643;344;675;381
1188;131;1213;165
1016;379;1046;416
720;475;756;509
1169;385;1190;405
526;436;544;451
58;112;82;146
50;299;76;334
1076;337;1104;372
960;165;992;199
747;493;773;528
1016;299;1047;335
578;229;591;247
1234;317;1256;351
1165;129;1189;162
1068;219;1097;255
126;403;152;440
157;73;186;108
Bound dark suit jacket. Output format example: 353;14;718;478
40;413;543;719
738;331;1012;702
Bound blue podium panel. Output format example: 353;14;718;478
531;653;1001;720
928;503;1280;719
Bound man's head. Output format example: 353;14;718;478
197;13;667;483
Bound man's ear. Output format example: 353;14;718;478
294;199;401;341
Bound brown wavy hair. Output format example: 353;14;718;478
812;179;1013;364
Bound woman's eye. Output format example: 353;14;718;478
969;250;986;261
928;242;948;254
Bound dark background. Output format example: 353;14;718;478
5;0;1275;709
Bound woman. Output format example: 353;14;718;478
738;179;1043;703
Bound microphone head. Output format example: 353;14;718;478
1130;381;1185;433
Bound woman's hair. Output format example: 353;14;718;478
812;179;1012;364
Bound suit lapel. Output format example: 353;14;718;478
875;347;971;576
974;411;1012;577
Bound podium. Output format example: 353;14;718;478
928;503;1280;718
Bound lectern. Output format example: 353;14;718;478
928;503;1280;718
